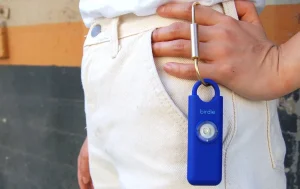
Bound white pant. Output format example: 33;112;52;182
81;1;287;189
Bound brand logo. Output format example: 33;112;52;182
200;109;216;115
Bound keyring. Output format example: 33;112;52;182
191;2;208;86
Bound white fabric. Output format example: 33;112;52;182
79;0;266;27
81;1;287;189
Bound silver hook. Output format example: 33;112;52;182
191;2;208;86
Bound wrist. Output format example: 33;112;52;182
258;42;293;99
276;42;299;97
262;44;285;99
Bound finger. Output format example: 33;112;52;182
152;40;214;60
157;2;225;26
79;148;91;184
78;175;89;189
78;160;88;189
235;1;261;25
152;22;214;42
80;154;91;183
90;182;94;189
152;40;191;58
78;138;90;189
163;62;218;81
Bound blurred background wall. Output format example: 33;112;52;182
0;0;299;188
0;0;86;188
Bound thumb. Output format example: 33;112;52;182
235;1;262;26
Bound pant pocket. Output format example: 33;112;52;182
141;28;235;144
267;100;286;171
140;29;237;189
143;29;190;123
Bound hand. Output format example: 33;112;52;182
152;1;288;100
78;138;94;189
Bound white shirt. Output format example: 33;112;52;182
79;0;265;27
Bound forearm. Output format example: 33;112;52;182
278;32;300;94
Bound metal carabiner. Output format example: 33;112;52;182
191;2;208;86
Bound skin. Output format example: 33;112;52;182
77;138;93;189
78;1;300;188
152;1;300;101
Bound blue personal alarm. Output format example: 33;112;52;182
187;79;223;186
187;2;223;185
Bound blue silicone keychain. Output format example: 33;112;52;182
187;2;223;186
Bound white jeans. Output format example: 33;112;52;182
81;1;287;189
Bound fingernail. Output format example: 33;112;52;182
164;63;174;71
83;177;89;184
157;5;165;13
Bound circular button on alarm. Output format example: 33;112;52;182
197;122;218;142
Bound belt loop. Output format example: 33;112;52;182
110;17;120;58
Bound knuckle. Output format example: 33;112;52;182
178;64;194;79
169;22;184;36
223;16;236;25
177;64;183;75
183;3;193;16
208;26;219;38
172;40;187;52
221;28;231;38
164;5;174;14
218;47;231;57
152;43;161;55
217;27;234;41
246;2;256;11
219;64;234;78
187;66;196;78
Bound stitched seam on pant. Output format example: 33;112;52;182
266;101;276;169
82;47;98;115
144;29;187;126
149;71;182;125
221;2;238;188
84;27;156;49
149;63;186;126
224;92;237;189
111;17;120;58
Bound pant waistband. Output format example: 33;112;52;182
94;13;181;40
84;13;181;58
83;1;237;58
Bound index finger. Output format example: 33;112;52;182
157;2;225;26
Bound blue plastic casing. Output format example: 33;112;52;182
187;79;223;186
